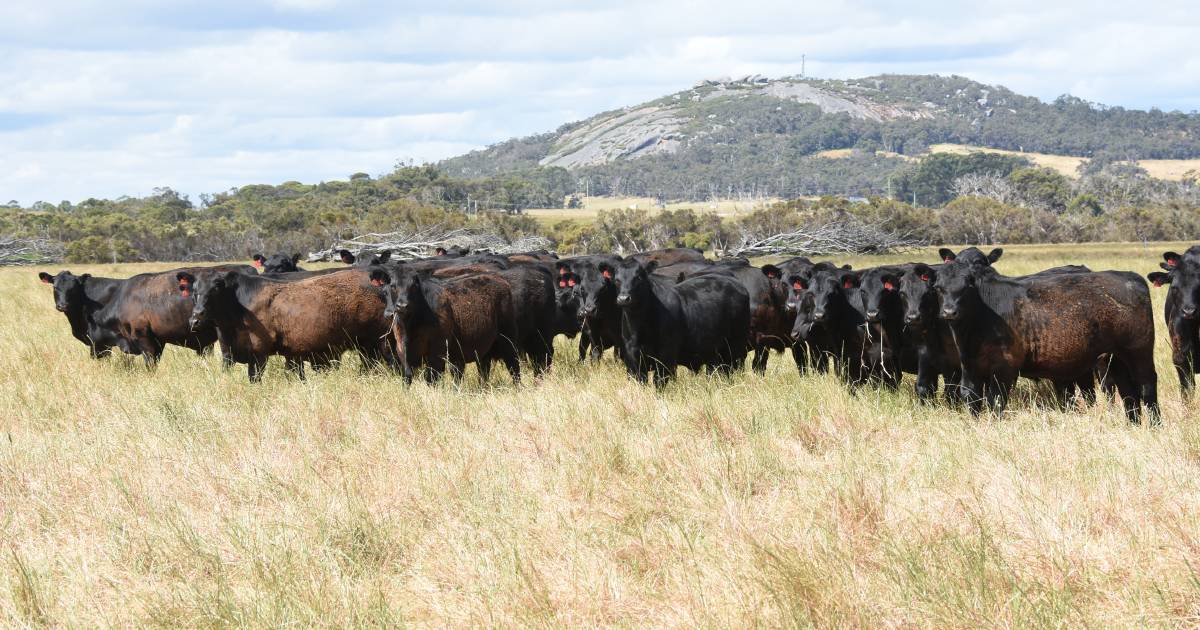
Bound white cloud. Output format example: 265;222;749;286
0;0;1197;203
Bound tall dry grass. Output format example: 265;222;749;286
2;243;1200;627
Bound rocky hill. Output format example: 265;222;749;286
438;74;1200;199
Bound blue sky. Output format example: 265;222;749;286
2;0;1197;204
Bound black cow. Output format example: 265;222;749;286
38;271;131;358
555;255;625;362
782;261;852;373
252;253;303;273
494;264;557;377
433;246;471;257
337;249;392;266
86;265;257;367
925;247;1158;422
658;258;790;373
789;267;886;387
1148;246;1200;397
603;258;749;387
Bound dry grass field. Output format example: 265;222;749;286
525;196;779;226
4;242;1200;627
927;143;1200;181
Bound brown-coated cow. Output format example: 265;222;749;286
176;268;391;381
369;267;520;385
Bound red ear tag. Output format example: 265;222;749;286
883;281;894;291
370;278;384;287
942;257;953;263
179;282;190;297
1168;259;1178;267
843;279;853;289
558;267;567;275
920;274;930;282
1153;279;1163;287
768;271;778;278
792;281;804;290
568;278;576;287
602;269;612;279
558;280;567;288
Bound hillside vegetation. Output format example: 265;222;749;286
5;243;1200;626
439;74;1200;199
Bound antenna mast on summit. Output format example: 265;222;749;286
801;54;805;77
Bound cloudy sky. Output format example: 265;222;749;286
2;0;1197;204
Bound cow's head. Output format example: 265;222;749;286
931;259;980;321
808;269;859;323
609;259;656;308
258;253;302;274
177;270;238;330
858;267;902;324
370;268;422;320
1155;249;1200;319
942;247;1002;267
571;257;621;321
39;270;91;312
901;265;939;325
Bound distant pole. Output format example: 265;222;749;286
801;54;806;77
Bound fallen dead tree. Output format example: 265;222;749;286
0;235;63;266
728;218;925;258
307;226;553;262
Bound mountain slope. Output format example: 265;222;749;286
438;74;1200;199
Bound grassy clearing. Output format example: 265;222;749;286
928;143;1200;180
3;243;1200;626
525;196;779;227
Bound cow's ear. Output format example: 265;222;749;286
1164;252;1182;268
913;264;936;283
598;263;614;280
938;248;956;262
840;273;860;289
643;260;658;274
80;274;91;281
760;264;782;279
369;269;390;287
38;272;53;284
291;254;301;265
434;247;447;256
841;264;853;270
987;248;1004;263
252;254;265;265
1148;272;1172;287
376;250;391;264
881;274;900;291
788;274;807;291
176;272;195;297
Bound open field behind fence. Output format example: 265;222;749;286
3;242;1200;626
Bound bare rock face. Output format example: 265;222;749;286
539;106;687;169
539;77;935;169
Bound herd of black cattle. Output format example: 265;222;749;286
35;243;1200;424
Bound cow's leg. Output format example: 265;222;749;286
791;342;808;374
576;335;589;362
247;358;267;382
500;345;521;385
914;349;938;403
751;344;768;374
1128;351;1160;425
1173;328;1196;399
139;336;164;370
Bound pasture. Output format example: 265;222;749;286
4;242;1200;626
